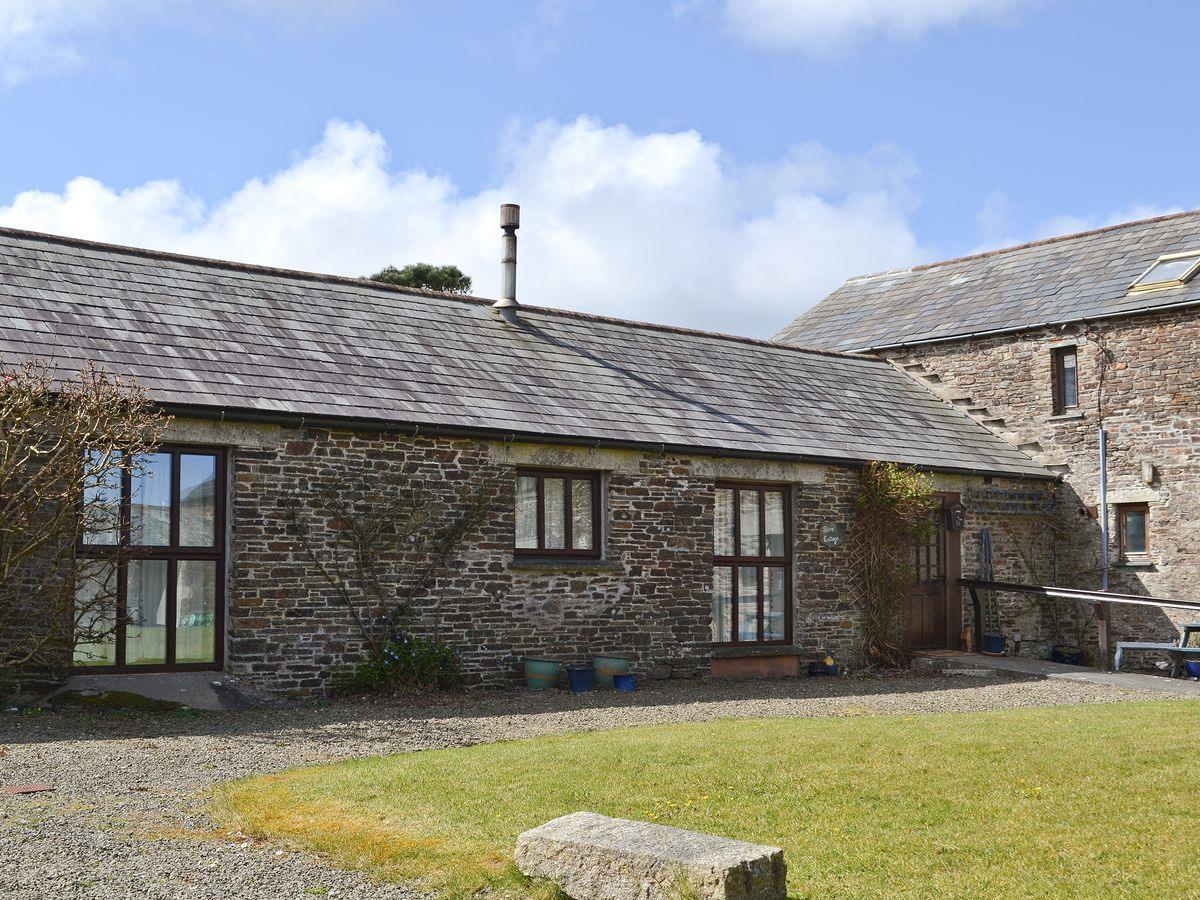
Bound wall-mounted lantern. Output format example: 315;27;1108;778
946;501;967;532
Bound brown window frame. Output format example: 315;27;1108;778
1117;503;1150;560
514;468;602;559
74;445;226;673
1051;346;1079;415
712;482;793;646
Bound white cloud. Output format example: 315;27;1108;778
722;0;1037;53
0;0;160;85
0;0;372;85
0;117;926;336
971;191;1185;255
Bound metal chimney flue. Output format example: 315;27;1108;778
494;203;520;309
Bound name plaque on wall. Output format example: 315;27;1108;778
819;522;845;549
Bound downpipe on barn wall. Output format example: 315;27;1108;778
1097;425;1111;668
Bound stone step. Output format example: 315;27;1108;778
911;656;997;677
980;417;1006;427
1018;441;1044;453
516;812;787;900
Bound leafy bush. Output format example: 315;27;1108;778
338;631;462;694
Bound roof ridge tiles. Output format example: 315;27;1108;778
0;224;865;363
845;207;1200;284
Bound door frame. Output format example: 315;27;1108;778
936;492;963;650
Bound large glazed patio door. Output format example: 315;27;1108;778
73;446;226;672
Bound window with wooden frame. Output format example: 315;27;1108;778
712;483;791;645
514;469;602;558
1118;503;1150;560
1051;346;1079;415
1129;251;1200;292
73;446;225;672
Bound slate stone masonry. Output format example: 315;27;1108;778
886;305;1200;662
229;431;713;692
219;421;1032;695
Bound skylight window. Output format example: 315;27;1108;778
1129;252;1200;292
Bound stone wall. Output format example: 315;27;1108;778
0;407;1057;696
884;305;1200;663
208;417;1036;693
223;423;873;693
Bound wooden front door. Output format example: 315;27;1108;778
906;494;962;650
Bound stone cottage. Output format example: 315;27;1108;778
780;208;1200;662
0;223;1058;693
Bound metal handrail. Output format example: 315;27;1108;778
959;578;1200;613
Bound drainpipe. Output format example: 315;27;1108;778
1097;426;1111;669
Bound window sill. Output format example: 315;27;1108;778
510;556;622;573
711;644;803;659
1048;411;1085;422
1116;558;1156;569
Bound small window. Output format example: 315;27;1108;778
1051;346;1079;415
1118;504;1149;559
1129;252;1200;292
514;469;601;558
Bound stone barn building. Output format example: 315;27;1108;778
780;209;1200;665
0;223;1061;695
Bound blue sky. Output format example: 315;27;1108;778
1;0;1196;336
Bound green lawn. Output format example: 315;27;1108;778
215;700;1199;898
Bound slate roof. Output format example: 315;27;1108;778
0;227;1051;479
776;209;1200;352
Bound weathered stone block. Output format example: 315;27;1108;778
514;811;787;899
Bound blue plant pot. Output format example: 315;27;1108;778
613;673;638;693
594;654;634;687
567;667;595;693
982;634;1006;655
1186;661;1200;679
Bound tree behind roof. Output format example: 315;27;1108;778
368;263;472;294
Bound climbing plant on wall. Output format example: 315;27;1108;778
281;466;503;692
850;460;939;668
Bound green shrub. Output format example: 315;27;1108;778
338;631;462;694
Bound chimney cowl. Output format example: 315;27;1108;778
494;203;520;309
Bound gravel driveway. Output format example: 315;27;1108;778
0;673;1174;899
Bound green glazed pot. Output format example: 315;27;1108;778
523;658;561;690
593;654;633;688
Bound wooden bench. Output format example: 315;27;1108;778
1116;624;1200;676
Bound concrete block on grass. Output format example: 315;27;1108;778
515;811;786;899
